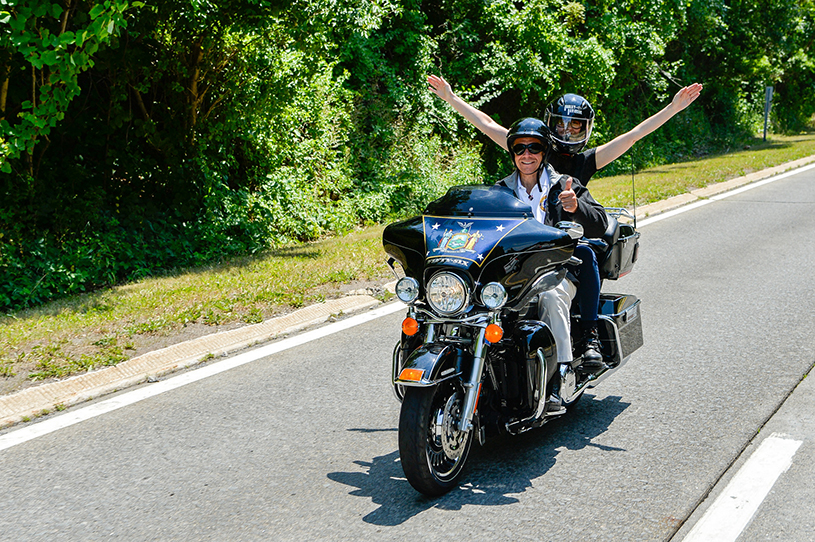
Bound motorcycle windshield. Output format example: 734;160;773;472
423;184;534;217
383;185;574;304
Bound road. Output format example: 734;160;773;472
1;165;814;541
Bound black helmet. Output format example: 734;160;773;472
544;94;595;154
505;117;551;176
506;117;551;149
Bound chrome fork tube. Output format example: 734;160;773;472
458;326;487;432
425;323;436;344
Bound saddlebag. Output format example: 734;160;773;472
597;293;643;365
598;216;640;280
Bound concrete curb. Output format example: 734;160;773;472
0;295;382;427
2;154;814;428
630;154;815;222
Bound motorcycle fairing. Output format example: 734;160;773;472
383;185;575;309
423;216;526;268
394;343;462;387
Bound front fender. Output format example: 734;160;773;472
393;343;462;387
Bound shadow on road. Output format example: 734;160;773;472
328;394;630;526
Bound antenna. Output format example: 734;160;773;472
631;151;637;228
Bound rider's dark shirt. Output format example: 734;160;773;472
548;148;599;186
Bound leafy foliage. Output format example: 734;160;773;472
1;0;813;311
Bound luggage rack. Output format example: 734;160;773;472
605;207;636;227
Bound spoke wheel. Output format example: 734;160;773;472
398;382;472;496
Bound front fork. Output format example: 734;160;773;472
395;309;495;433
458;325;487;432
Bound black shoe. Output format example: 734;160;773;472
577;327;605;369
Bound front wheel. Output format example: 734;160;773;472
398;381;473;496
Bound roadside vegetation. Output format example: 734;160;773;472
2;1;814;394
3;0;815;311
1;131;814;395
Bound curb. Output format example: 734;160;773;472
3;155;814;428
0;295;383;427
630;154;815;222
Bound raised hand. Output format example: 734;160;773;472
427;74;454;102
671;83;703;112
558;177;578;213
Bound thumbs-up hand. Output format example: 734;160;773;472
558;177;578;213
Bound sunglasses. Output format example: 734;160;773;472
511;142;545;155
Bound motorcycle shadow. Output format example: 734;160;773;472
327;393;630;526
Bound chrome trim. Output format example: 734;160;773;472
391;342;405;402
505;348;550;434
559;363;579;404
426;271;470;317
411;307;491;327
605;207;636;223
396;372;461;388
555;221;584;240
395;276;420;304
532;348;548;419
425;323;436;343
386;257;401;280
458;326;487;432
598;313;624;366
508;268;567;312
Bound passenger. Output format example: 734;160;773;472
428;75;702;365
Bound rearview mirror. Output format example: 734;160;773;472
556;221;584;240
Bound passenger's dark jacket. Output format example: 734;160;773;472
496;164;608;239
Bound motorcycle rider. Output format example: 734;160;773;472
427;74;702;363
497;118;607;380
426;74;702;184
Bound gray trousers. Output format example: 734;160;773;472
537;278;577;364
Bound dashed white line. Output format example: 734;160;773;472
681;434;803;542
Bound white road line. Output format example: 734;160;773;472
0;301;407;452
638;161;815;228
3;161;814;451
681;434;803;542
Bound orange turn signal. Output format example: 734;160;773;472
485;323;503;343
398;368;424;382
402;317;419;336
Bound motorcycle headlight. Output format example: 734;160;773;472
395;277;420;304
481;282;507;310
426;272;469;316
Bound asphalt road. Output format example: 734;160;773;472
1;165;814;541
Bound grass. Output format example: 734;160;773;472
0;226;394;395
1;131;814;396
589;133;815;208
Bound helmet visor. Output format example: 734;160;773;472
544;112;593;148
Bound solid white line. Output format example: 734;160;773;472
637;199;713;227
0;301;407;452
638;161;815;228
3;161;813;451
681;434;803;542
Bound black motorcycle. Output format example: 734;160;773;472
383;183;643;496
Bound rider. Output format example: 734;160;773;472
496;118;607;376
427;75;702;365
426;74;702;184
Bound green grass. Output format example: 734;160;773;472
590;133;815;208
1;131;814;395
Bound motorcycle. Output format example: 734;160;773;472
383;183;643;496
